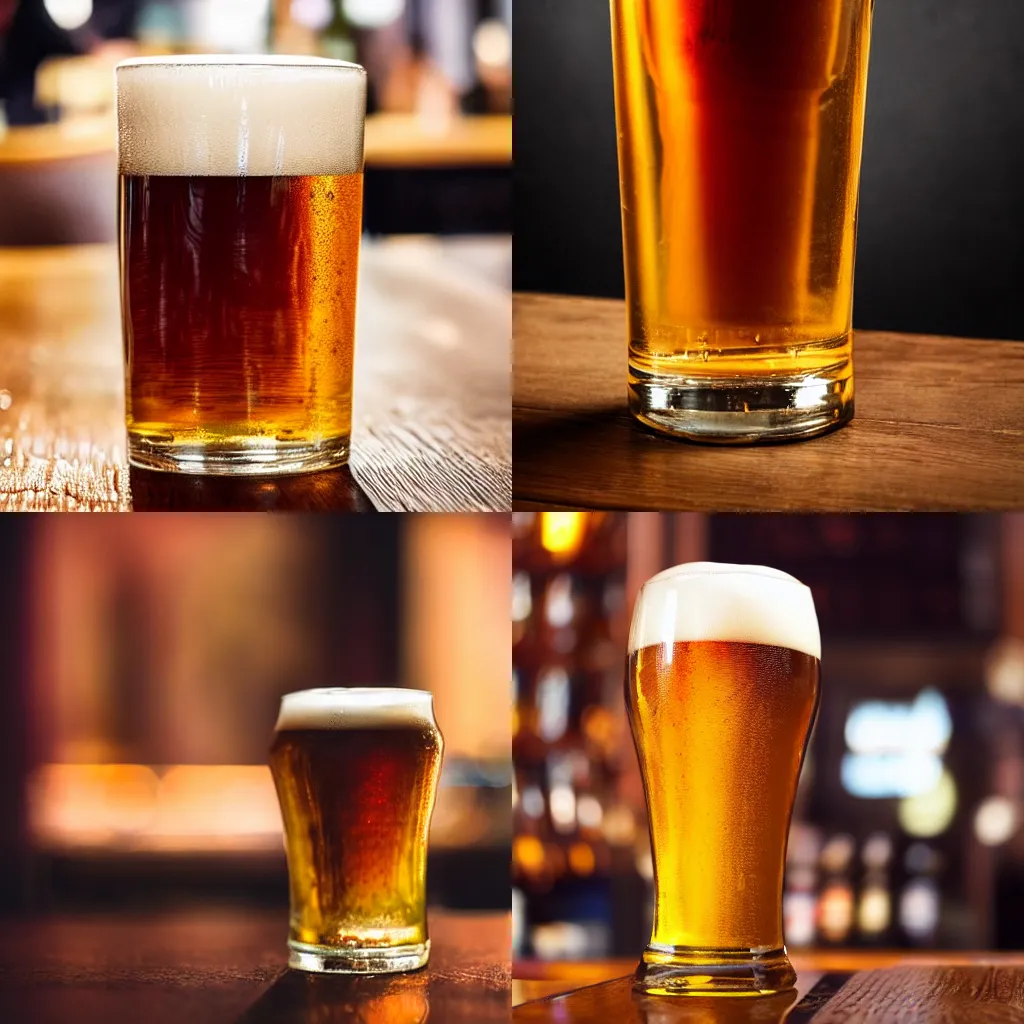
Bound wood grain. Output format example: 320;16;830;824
0;241;510;512
813;966;1024;1023
513;293;1024;510
514;966;1024;1023
0;908;510;1024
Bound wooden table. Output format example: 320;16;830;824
513;953;1024;1021
0;241;510;511
513;294;1024;510
0;908;510;1024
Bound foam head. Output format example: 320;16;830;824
629;562;821;659
275;687;436;732
116;55;366;177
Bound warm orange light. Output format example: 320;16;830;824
581;706;617;754
29;764;282;852
513;834;546;874
818;882;855;942
30;763;159;845
540;512;587;561
153;766;282;849
568;841;596;876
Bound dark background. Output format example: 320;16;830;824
513;0;1024;341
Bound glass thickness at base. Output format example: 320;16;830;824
634;946;796;997
126;432;350;476
288;939;430;975
628;363;853;444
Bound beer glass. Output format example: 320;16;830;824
269;688;443;974
115;56;366;474
626;563;820;995
610;1;874;442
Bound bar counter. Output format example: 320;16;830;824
0;114;513;169
513;293;1024;511
513;953;1024;1021
0;907;510;1023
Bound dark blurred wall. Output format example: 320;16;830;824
313;517;401;688
513;0;1024;342
0;519;30;910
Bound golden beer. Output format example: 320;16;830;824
626;564;820;995
116;56;366;474
610;0;873;441
269;688;443;974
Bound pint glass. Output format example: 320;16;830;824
610;1;873;441
116;56;365;474
626;564;820;995
269;688;443;974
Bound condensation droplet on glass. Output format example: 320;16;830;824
0;389;11;411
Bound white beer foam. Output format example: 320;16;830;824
275;687;435;731
116;55;366;177
628;562;820;660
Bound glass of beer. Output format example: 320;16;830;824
269;688;443;974
626;563;820;995
115;56;365;474
610;1;874;442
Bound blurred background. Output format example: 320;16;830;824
0;513;510;916
0;0;511;238
514;0;1024;342
513;512;1024;964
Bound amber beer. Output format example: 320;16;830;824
269;688;443;974
610;0;873;441
626;564;820;995
116;56;366;474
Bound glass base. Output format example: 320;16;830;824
628;365;853;444
126;433;350;476
287;939;430;975
634;946;797;997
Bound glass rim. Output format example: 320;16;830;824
279;686;432;705
642;561;808;590
115;54;365;74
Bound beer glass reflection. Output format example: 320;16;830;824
269;688;443;974
116;56;365;475
626;564;820;995
610;0;873;441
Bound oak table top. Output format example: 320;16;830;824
513;293;1024;511
0;908;510;1024
513;953;1024;1022
0;240;511;512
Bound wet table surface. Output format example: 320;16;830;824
513;293;1024;511
513;953;1024;1022
0;908;510;1024
0;240;511;512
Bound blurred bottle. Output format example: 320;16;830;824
321;0;355;63
380;29;455;122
